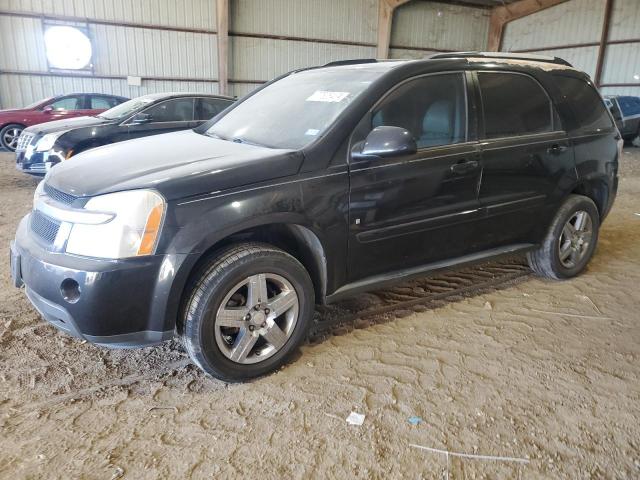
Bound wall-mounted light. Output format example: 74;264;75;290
44;25;93;70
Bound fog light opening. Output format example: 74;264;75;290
60;278;81;303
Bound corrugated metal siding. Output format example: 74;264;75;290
231;82;264;99
390;1;489;52
502;0;603;51
92;25;217;79
601;43;640;86
230;36;375;81
0;8;219;108
228;0;378;90
609;0;640;41
0;0;216;29
501;0;639;96
389;48;438;60
231;0;377;44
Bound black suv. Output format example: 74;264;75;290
15;93;235;175
10;53;620;381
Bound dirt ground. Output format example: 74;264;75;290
0;148;639;479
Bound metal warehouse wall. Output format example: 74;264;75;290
502;0;640;96
228;0;378;98
228;0;489;97
390;1;489;60
0;0;219;108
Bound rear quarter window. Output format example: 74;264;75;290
553;75;613;132
478;72;554;139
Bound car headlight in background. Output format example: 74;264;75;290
65;189;165;259
36;132;66;152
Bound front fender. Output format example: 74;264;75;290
157;170;349;328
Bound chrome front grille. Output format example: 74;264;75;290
30;210;61;245
16;132;34;152
44;183;77;205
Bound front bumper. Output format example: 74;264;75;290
15;150;47;176
10;215;176;348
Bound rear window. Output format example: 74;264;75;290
553;75;613;131
478;72;553;138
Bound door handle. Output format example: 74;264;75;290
547;144;568;154
450;159;479;174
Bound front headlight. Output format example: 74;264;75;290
36;133;62;152
65;189;165;259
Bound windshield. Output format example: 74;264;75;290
98;95;157;120
205;66;387;149
25;98;53;109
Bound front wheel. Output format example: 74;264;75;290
181;243;314;382
527;194;600;279
0;123;25;151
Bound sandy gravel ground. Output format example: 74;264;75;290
1;149;639;479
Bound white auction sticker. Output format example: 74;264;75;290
306;91;350;103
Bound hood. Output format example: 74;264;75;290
0;108;27;114
46;130;303;201
26;116;112;134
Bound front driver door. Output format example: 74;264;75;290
127;97;198;139
348;72;484;282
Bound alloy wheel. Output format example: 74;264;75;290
558;210;593;268
2;126;23;151
214;273;299;364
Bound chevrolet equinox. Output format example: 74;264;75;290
10;53;620;381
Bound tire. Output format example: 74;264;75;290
181;243;314;382
631;130;640;148
527;194;600;280
0;123;25;151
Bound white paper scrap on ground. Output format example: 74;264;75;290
346;412;365;425
306;91;349;102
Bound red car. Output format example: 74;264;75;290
0;93;129;151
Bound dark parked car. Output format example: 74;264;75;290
604;95;640;145
10;53;620;381
15;93;235;175
0;93;128;151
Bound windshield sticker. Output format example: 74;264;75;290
306;91;350;103
305;129;320;136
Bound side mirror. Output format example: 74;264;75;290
355;126;417;159
42;105;53;114
130;113;152;125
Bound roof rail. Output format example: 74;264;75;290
323;58;378;67
428;51;573;67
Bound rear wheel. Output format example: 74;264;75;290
527;195;600;279
631;128;640;148
181;243;314;382
0;123;25;151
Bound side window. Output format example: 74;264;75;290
618;96;640;116
478;72;552;138
553;75;613;131
371;73;467;149
90;96;116;109
143;98;195;122
196;98;229;120
48;96;83;111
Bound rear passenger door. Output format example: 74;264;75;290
348;72;484;281
474;71;574;249
126;97;198;139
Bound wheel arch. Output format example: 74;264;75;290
570;177;609;218
167;222;329;332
